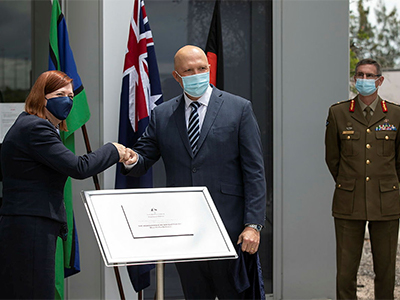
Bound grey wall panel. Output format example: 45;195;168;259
274;0;349;298
63;0;104;299
102;0;138;299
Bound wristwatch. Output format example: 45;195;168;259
246;224;263;232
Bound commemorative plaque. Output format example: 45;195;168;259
81;186;237;267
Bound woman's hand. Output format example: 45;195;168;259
112;143;138;164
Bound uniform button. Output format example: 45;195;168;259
366;128;371;133
366;144;371;149
192;168;197;173
385;135;389;140
393;185;397;189
337;184;342;188
366;177;370;182
366;160;370;165
347;136;351;140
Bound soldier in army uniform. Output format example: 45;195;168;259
325;58;400;299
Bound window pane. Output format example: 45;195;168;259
0;1;32;103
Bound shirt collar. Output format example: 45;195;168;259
358;95;379;112
184;85;213;109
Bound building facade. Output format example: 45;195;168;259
0;0;349;299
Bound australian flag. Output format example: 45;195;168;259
115;0;163;292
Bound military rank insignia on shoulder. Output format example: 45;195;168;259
381;100;388;112
383;99;400;107
349;99;355;112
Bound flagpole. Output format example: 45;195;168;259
81;125;101;190
81;124;126;300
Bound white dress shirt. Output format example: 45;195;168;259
125;86;213;169
184;85;213;131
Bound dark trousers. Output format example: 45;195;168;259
176;260;245;300
335;218;399;300
0;215;62;299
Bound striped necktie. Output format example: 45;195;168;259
188;101;201;153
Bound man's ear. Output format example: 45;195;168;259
378;76;384;87
172;70;178;81
172;71;182;86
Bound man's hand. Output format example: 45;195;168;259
124;149;138;165
237;226;260;255
112;142;138;164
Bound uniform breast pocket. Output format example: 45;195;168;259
376;131;396;157
340;132;360;156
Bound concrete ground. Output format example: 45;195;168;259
357;238;400;299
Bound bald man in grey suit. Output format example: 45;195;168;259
124;45;266;299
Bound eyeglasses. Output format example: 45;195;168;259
355;72;381;79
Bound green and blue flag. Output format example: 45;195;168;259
48;0;90;298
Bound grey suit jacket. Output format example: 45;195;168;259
125;86;266;241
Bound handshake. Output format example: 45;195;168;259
112;143;138;165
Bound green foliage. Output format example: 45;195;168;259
350;49;359;94
350;0;400;69
350;49;359;77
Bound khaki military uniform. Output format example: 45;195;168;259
325;95;400;299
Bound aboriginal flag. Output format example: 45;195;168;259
205;0;224;89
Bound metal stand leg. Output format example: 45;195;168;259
156;262;164;300
113;267;126;300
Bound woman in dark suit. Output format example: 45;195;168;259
0;70;136;299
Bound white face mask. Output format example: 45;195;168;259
355;78;379;96
175;71;210;98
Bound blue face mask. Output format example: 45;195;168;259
355;78;378;96
45;96;73;120
176;71;210;98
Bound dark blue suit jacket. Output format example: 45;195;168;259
125;86;266;242
0;112;119;223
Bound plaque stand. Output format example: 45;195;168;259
81;187;237;300
156;262;164;300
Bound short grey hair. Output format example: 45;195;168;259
355;58;382;76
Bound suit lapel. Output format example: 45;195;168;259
196;88;223;154
173;88;224;158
